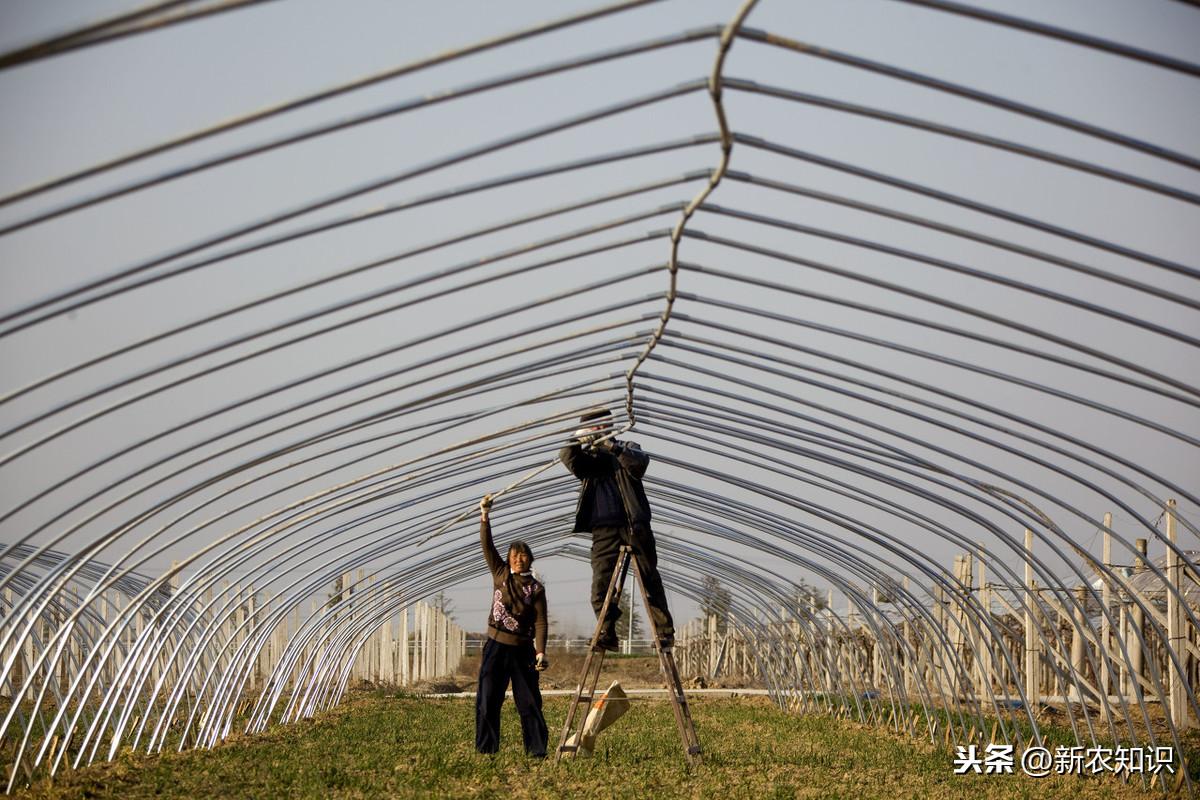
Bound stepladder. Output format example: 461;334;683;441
555;545;702;765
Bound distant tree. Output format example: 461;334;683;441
788;578;827;618
699;575;733;634
327;574;345;610
550;613;584;642
617;586;644;642
547;612;567;645
431;590;455;620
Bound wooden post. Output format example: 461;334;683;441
399;606;409;686
419;604;426;681
5;588;20;691
291;604;302;689
410;604;418;685
246;583;257;690
902;576;914;696
1100;513;1113;699
976;548;991;697
422;603;432;681
949;556;965;654
165;561;180;690
380;606;392;685
435;607;446;677
272;612;286;685
221;580;233;653
367;574;378;682
1165;500;1190;729
707;614;718;677
870;588;883;691
1069;586;1087;702
433;605;441;678
427;604;435;679
1126;539;1147;698
1024;529;1040;708
413;604;422;684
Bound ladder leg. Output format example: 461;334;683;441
556;549;632;761
630;552;703;765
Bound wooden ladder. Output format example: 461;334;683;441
555;545;701;765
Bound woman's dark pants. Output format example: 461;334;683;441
475;637;548;756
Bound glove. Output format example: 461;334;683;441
594;437;616;452
479;494;493;519
535;653;549;671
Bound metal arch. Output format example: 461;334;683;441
0;0;1196;794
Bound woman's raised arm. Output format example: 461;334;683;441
479;495;504;576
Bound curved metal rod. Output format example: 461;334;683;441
734;133;1200;280
0;139;715;406
886;0;1200;77
722;170;1199;311
0;78;707;333
0;28;720;238
0;0;282;70
0;0;665;205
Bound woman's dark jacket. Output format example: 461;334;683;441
558;440;651;533
481;517;547;653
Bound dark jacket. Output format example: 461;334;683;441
481;517;547;653
559;440;652;533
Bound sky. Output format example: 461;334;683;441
0;0;1197;638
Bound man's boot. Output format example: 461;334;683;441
595;626;619;652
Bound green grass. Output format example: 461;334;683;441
12;691;1181;799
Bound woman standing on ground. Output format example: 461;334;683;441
475;494;550;757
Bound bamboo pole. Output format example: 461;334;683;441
977;549;992;695
870;588;883;691
1100;513;1113;699
422;604;431;682
1069;585;1087;702
435;606;446;677
247;583;257;690
708;613;718;676
411;605;420;684
1166;500;1190;729
380;605;392;685
1024;529;1040;708
1127;538;1147;698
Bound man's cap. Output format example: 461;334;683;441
580;408;612;424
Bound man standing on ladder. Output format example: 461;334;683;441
560;408;674;652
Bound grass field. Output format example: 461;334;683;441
12;688;1186;799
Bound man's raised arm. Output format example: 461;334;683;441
559;441;604;479
614;440;649;479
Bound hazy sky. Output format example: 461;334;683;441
1;0;1197;635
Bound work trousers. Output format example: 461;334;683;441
475;637;547;756
590;523;674;638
